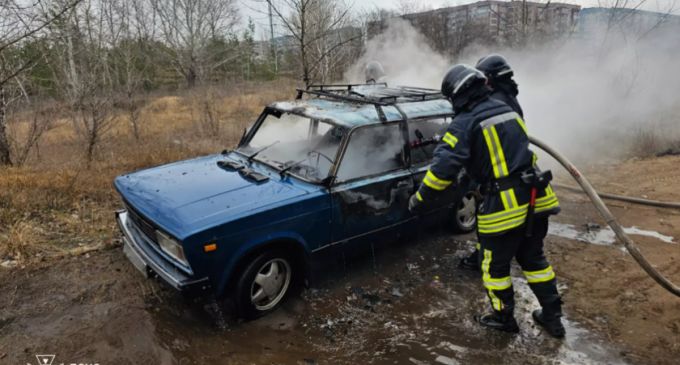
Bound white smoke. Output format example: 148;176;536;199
348;17;680;169
346;18;450;88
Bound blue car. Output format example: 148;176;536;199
115;84;478;319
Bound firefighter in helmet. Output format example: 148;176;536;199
408;65;565;337
365;61;387;84
460;54;525;271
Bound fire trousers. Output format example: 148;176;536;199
478;217;561;314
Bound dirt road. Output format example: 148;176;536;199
1;156;679;365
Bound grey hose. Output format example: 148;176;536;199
551;183;680;209
530;136;680;298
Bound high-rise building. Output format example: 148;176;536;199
579;7;680;38
369;0;581;43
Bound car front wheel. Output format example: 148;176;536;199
234;251;292;320
452;191;477;233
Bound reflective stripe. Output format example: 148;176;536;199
478;191;559;234
416;191;423;201
423;170;452;191
480;112;521;129
478;204;528;223
443;132;458;149
490;127;509;177
482;249;509;310
516;117;528;136
536;196;558;207
476;242;481;250
483;128;501;178
454;73;475;94
482;250;501;310
497;68;513;76
478;215;526;234
486;126;516;210
484;276;513;290
536;200;560;213
524;267;556;283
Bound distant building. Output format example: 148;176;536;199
579;7;680;38
368;0;581;43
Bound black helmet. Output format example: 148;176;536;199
441;64;488;112
365;61;386;83
476;54;513;79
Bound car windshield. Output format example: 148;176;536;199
237;112;346;182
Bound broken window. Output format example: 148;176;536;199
408;118;450;166
238;113;343;182
336;123;406;183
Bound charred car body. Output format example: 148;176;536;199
115;84;478;319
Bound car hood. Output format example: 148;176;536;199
115;154;311;239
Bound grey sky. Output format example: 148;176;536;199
240;0;678;36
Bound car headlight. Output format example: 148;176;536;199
156;230;189;267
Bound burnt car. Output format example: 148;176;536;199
115;84;478;319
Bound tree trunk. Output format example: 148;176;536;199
187;66;196;88
0;84;13;167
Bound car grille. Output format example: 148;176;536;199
125;203;159;245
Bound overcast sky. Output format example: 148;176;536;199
241;0;678;37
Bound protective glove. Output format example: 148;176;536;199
408;192;423;214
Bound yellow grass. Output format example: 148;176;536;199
0;80;298;261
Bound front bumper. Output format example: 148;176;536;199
116;210;211;298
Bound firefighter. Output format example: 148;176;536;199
408;65;565;337
365;61;387;84
476;54;523;118
459;54;524;271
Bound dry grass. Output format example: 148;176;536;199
0;80;298;262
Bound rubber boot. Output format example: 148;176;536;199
474;311;520;333
532;300;566;338
459;249;480;271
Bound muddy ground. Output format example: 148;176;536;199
1;156;680;365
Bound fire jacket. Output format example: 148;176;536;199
415;97;559;237
490;86;523;119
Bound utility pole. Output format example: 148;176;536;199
269;1;278;73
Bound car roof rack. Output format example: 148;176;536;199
295;83;446;122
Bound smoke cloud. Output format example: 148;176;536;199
348;17;680;169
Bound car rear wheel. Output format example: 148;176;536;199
452;191;477;233
234;251;292;320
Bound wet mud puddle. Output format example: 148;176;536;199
146;234;629;365
549;222;675;248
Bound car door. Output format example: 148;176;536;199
329;122;415;255
407;117;460;220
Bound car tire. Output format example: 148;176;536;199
234;251;293;320
452;190;478;234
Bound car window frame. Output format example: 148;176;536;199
330;120;410;186
407;116;453;168
234;107;347;185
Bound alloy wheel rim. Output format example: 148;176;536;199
250;258;291;311
457;192;477;229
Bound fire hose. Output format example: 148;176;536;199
530;136;680;298
550;183;680;209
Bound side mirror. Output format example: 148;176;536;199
415;129;424;141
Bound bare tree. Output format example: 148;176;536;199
7;100;60;167
394;0;428;16
104;0;153;140
47;0;119;165
148;0;240;88
262;0;363;85
0;0;82;166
